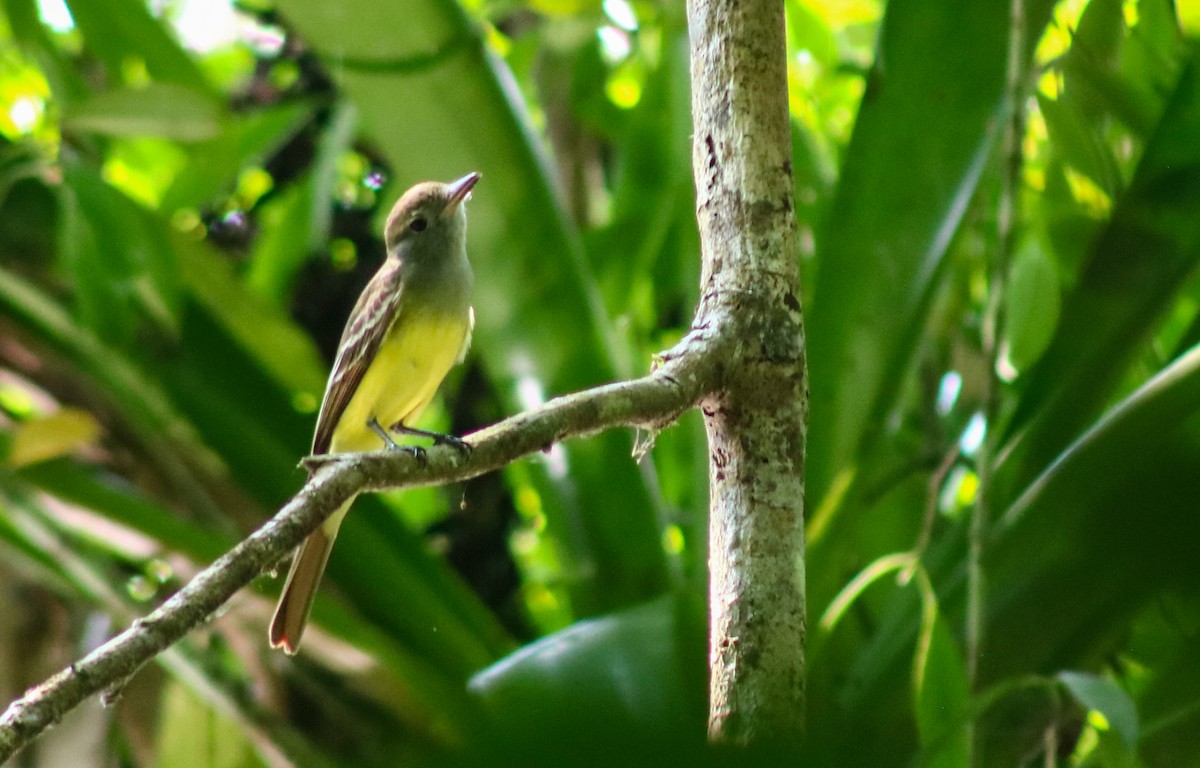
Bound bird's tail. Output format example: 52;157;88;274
269;499;352;654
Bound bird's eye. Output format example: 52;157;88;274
410;217;428;232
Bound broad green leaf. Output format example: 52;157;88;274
997;45;1200;504
984;342;1200;678
596;20;694;345
243;171;319;300
162;100;318;213
1073;0;1124;70
1059;671;1139;750
786;0;839;68
62;0;214;93
1037;90;1122;196
154;680;261;768
63;83;223;141
0;264;224;520
469;596;704;747
1003;240;1061;374
806;0;1056;522
1127;597;1200;764
16;458;229;561
175;233;327;400
309;507;513;675
1184;2;1200;38
1051;0;1180;141
306;100;358;252
61;161;184;343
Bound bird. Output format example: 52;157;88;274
269;171;480;654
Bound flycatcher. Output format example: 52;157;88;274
269;171;480;654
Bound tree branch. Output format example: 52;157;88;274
688;0;809;745
2;3;811;758
0;333;717;763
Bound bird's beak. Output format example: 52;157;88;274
442;172;481;219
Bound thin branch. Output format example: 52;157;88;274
968;0;1027;762
0;334;717;763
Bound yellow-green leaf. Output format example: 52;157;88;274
9;408;102;468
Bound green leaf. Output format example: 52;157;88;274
175;233;327;400
162;100;318;213
469;596;704;746
2;0;87;105
243;172;319;300
984;343;1200;678
997;46;1200;504
16;459;230;561
8;408;101;467
306;100;358;252
1003;239;1061;373
60;161;184;344
63;0;214;93
63;84;223;142
154;680;262;768
1037;90;1122;196
1182;0;1200;38
914;615;970;768
1059;670;1140;750
806;0;1057;519
786;0;839;68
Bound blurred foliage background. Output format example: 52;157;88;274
1;0;1199;765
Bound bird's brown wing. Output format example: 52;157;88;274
311;260;404;455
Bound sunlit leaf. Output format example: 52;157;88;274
153;680;260;768
806;0;1057;519
8;407;101;467
62;0;214;93
63;83;223;142
161;100;318;212
1059;670;1139;750
998;47;1200;502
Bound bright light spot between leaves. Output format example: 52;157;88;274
959;412;987;457
1087;708;1111;732
662;525;685;554
516;374;545;411
603;0;638;31
36;0;73;31
8;98;41;134
606;74;641;109
513;359;568;477
996;342;1020;382
936;371;961;416
597;25;631;63
175;0;239;51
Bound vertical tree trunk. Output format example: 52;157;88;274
687;0;809;745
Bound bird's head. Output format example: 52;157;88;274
383;171;480;262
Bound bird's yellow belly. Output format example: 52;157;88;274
330;310;470;454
